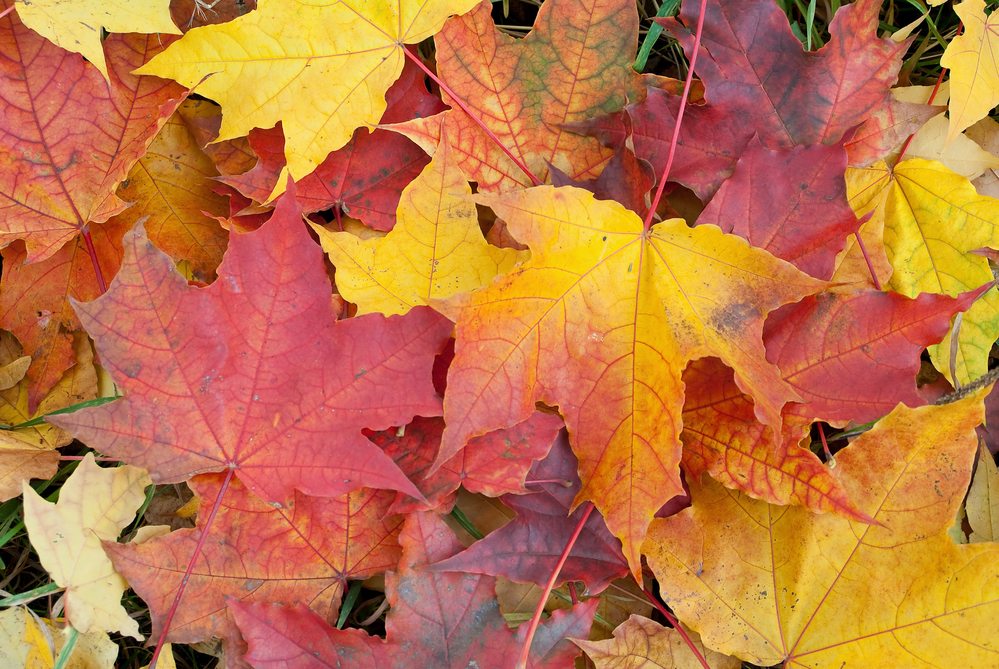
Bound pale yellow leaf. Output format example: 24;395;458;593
0;607;116;669
906;112;999;179
22;453;151;639
969;443;999;542
942;0;999;140
574;615;740;669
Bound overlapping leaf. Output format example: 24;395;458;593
941;0;999;141
51;191;452;504
680;358;859;516
582;0;905;199
0;15;185;261
0;331;96;500
394;0;648;192
109;101;230;281
695;139;858;279
372;412;563;514
763;288;985;423
432;432;628;592
222;58;445;230
645;395;999;667
441;185;823;573
843;158;999;383
574;615;740;669
316;136;526;316
0;17;186;405
107;474;403;645
22;453;150;639
11;0;179;79
137;0;478;182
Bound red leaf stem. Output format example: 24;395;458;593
515;502;593;669
148;468;235;669
643;0;709;230
641;587;711;669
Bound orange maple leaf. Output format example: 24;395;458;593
439;185;823;574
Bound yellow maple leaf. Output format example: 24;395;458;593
22;453;151;639
137;0;478;184
843;158;999;383
314;137;525;316
941;0;999;141
968;442;999;542
0;607;117;669
644;394;999;667
13;0;179;80
441;185;823;574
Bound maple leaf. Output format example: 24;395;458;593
0;17;186;406
694;139;858;279
842;158;999;384
763;288;986;424
844;94;941;167
0;17;185;261
0;218;130;412
106;474;403;646
550;122;656;218
432;431;628;593
371;412;563;514
221;58;446;230
0;606;117;668
941;0;999;141
137;0;478;182
22;453;151;639
230;511;598;668
905;113;999;180
393;0;649;192
109;101;231;281
315;136;526;316
440;185;823;574
680;358;860;517
12;0;179;80
582;0;905;199
968;444;999;542
573;615;740;669
0;331;96;500
50;190;452;505
644;394;999;667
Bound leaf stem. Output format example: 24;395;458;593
148;468;235;669
515;503;593;669
640;587;711;669
402;47;542;187
80;227;108;294
895;26;955;164
643;0;709;231
851;212;881;291
816;422;834;463
0;5;14;21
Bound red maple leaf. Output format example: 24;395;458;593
51;188;452;504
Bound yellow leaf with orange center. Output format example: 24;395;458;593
137;0;478;183
440;185;823;574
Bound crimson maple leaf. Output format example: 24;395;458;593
52;189;452;505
